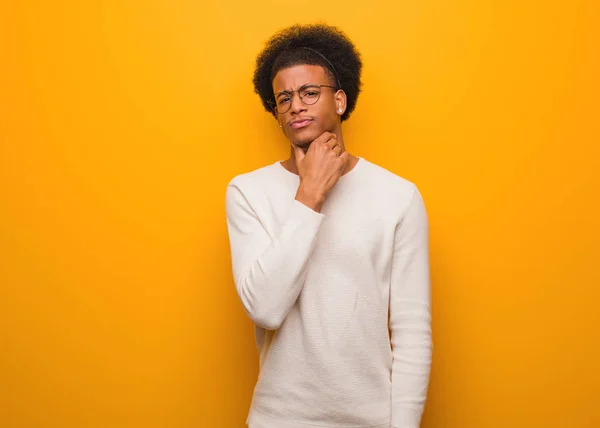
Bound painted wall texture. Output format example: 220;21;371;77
1;1;598;427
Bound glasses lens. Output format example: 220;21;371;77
273;86;323;114
275;95;291;114
299;86;321;105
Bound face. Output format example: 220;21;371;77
271;64;346;147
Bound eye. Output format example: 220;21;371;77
278;97;291;104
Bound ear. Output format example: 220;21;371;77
335;89;347;116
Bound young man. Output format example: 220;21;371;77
225;24;432;428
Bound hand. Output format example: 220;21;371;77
293;132;350;212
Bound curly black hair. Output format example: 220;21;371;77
252;23;363;122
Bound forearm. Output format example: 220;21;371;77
226;182;325;330
389;185;433;427
295;181;326;213
390;301;432;428
236;199;323;329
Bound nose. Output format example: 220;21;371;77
289;92;307;114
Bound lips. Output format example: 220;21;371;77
289;119;313;129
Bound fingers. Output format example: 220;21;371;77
326;137;339;150
326;135;345;158
339;151;350;162
302;131;346;160
313;131;336;146
322;134;343;155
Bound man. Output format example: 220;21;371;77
225;23;432;428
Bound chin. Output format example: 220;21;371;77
293;139;312;148
290;128;321;147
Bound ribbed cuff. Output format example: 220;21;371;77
391;407;422;428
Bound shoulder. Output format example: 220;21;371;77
226;161;283;198
227;161;279;189
225;161;290;214
358;158;428;230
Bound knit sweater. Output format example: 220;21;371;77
225;157;432;428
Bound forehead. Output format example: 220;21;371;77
272;64;332;93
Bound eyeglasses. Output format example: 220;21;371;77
269;84;339;114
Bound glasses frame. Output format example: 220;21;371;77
269;84;339;115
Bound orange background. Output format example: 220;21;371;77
1;1;599;427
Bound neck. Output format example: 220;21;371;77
292;131;346;154
283;133;357;176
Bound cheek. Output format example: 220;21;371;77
315;102;337;122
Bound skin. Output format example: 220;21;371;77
271;64;360;212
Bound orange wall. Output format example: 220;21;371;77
1;1;598;427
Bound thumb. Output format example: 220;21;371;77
292;142;305;164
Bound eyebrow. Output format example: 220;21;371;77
274;83;319;98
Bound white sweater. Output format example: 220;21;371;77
225;157;432;428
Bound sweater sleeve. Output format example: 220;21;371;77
225;180;325;330
389;185;433;428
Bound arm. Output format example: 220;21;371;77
390;186;433;428
225;181;325;330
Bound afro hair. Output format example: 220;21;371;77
252;23;363;122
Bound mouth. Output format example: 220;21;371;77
289;119;313;129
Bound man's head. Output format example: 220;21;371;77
253;24;362;147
